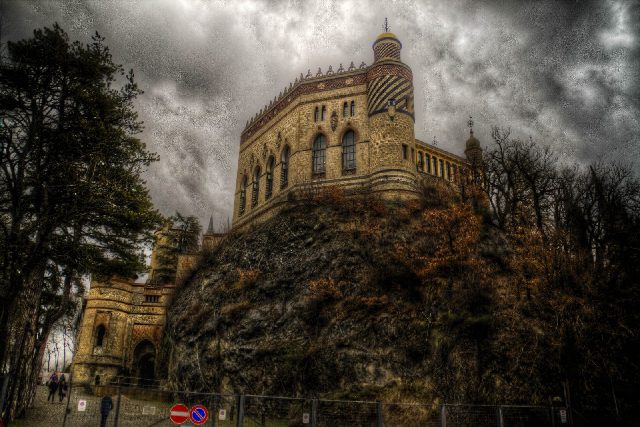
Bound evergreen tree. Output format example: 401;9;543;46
0;24;161;421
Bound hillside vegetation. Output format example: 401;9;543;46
166;130;639;426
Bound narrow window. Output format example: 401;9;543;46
252;166;260;207
426;154;431;174
314;106;319;122
433;157;438;175
417;152;424;171
280;146;290;189
453;164;458;182
446;162;452;181
239;175;247;215
439;159;444;178
411;148;415;163
266;156;274;199
313;134;326;174
350;101;355;116
402;144;408;160
145;295;159;303
342;130;356;171
321;105;326;121
343;102;348;117
95;325;106;347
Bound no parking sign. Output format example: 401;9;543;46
190;405;209;425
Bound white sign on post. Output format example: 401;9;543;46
77;400;87;412
560;409;567;423
218;409;227;420
302;413;310;424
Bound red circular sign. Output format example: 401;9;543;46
169;403;189;425
190;404;209;425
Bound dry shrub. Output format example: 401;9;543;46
220;300;252;318
307;278;343;300
234;268;260;289
357;294;389;309
314;185;348;206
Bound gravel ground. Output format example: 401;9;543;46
10;385;69;426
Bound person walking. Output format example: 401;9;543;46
100;395;113;427
58;374;67;403
46;372;58;403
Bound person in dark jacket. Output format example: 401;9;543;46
57;374;67;402
46;372;58;403
100;395;113;427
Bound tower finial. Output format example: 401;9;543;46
206;215;214;235
384;17;390;32
467;116;474;134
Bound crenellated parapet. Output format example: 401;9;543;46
241;60;368;144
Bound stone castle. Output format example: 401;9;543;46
72;28;481;387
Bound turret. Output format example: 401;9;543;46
366;28;417;194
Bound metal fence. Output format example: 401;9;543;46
61;381;569;427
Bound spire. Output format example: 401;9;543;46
206;215;214;235
467;116;474;136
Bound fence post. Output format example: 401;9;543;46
376;400;383;427
211;395;218;427
440;404;447;427
550;405;556;427
113;379;123;427
236;394;245;427
496;405;504;427
311;399;318;427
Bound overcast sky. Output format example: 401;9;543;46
2;0;639;229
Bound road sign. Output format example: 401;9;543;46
190;405;209;425
169;403;189;425
218;409;227;420
77;400;86;412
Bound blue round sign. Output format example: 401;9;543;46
190;405;208;425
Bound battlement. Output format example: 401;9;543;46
241;61;368;144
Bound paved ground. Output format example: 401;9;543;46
10;385;69;426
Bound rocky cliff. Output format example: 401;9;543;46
165;182;519;405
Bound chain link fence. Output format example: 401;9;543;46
61;379;569;427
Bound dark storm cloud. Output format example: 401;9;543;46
2;0;638;228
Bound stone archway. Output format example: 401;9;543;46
133;340;156;386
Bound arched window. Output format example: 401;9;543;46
439;159;444;178
95;325;106;347
266;156;274;199
312;134;326;174
280;146;290;189
321;105;326;121
343;102;348;117
239;175;247;215
417;152;424;171
426;154;431;174
342;130;356;171
252;167;260;207
314;106;319;122
433;157;438;176
350;100;355;116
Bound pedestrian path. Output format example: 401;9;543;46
10;385;68;426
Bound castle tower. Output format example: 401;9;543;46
464;122;483;184
366;29;417;195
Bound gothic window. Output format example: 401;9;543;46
314;106;319;122
95;325;106;348
417;152;424;171
350;101;355;116
426;154;431;174
280;146;290;189
343;102;348;117
321;105;326;121
239;175;247;215
266;156;274;199
342;130;356;171
313;134;326;174
402;144;408;160
252;166;261;207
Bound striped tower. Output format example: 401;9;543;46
366;31;417;196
